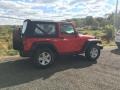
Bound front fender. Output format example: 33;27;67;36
88;39;102;43
84;39;103;51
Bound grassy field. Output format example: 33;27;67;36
79;29;104;37
79;29;116;47
0;26;18;56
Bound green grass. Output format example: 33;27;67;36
0;26;18;56
0;49;18;56
79;29;116;46
79;29;105;38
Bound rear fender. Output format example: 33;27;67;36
30;42;58;55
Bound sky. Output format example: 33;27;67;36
0;0;118;25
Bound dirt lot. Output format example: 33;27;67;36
0;48;120;90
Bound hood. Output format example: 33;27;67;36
78;34;95;39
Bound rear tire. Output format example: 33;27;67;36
33;48;55;68
85;45;100;61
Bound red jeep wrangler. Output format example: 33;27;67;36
13;19;103;68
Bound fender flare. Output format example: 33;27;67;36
30;42;58;54
84;39;103;51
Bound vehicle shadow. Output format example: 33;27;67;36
111;48;120;55
0;55;97;89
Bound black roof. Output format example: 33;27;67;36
24;19;72;24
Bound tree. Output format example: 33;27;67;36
96;17;106;27
106;13;114;25
85;16;94;26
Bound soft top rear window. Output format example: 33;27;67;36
22;21;27;34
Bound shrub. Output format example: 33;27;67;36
103;25;114;40
100;25;114;43
7;50;18;56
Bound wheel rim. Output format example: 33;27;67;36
90;47;99;59
38;52;51;66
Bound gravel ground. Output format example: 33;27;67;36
0;48;120;90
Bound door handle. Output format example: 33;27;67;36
60;37;64;39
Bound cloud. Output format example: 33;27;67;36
0;0;116;25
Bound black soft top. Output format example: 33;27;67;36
24;19;72;24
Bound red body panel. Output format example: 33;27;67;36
23;22;95;55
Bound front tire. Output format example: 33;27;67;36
34;48;55;68
117;45;120;49
85;45;100;61
116;42;120;49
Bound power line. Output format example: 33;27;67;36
0;14;86;20
0;15;25;20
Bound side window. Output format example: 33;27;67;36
34;27;44;35
60;24;75;35
34;24;56;35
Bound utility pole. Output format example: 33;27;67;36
114;0;118;31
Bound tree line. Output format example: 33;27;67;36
66;12;120;30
